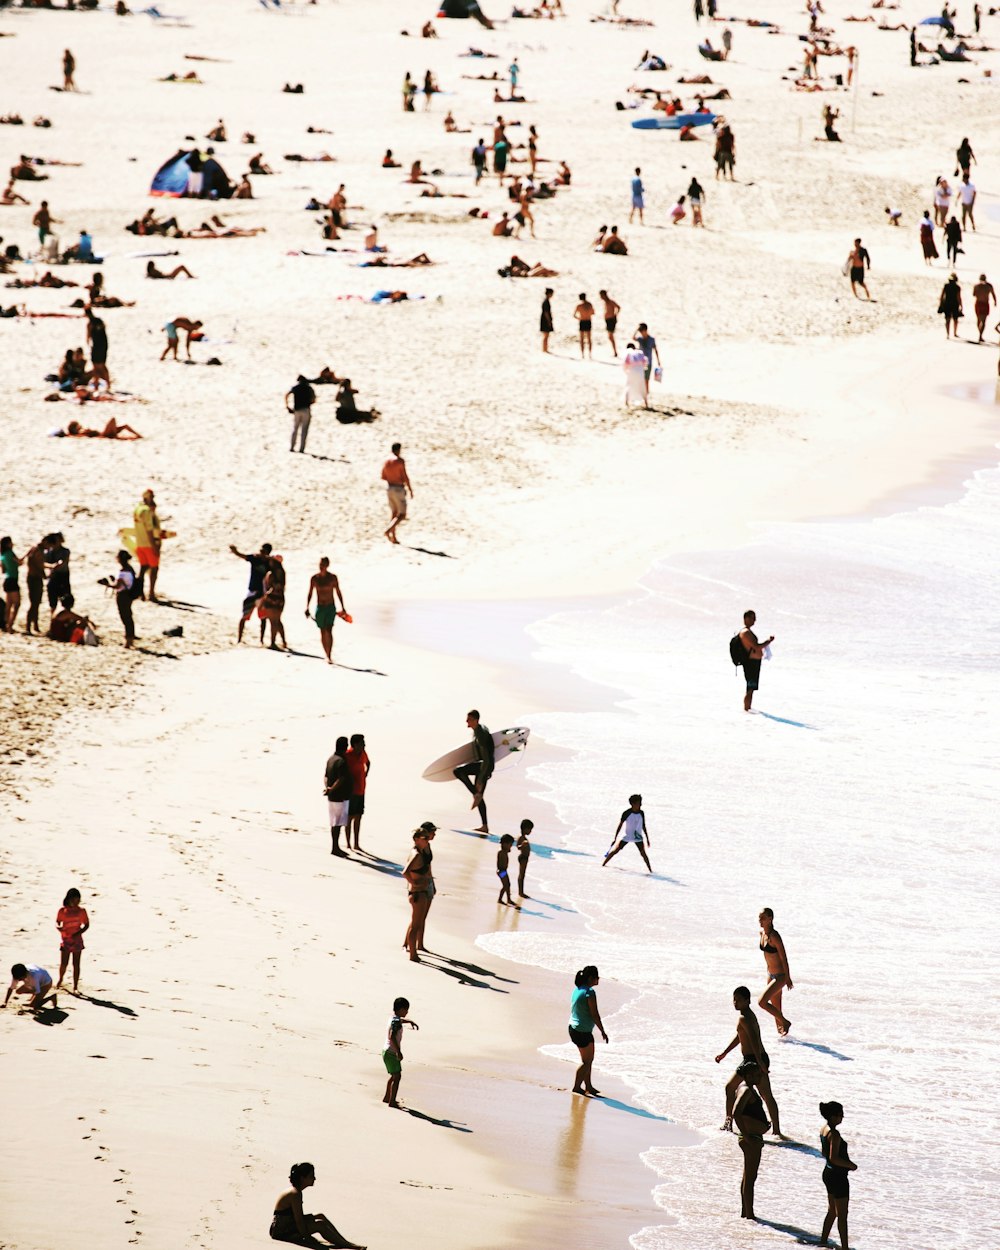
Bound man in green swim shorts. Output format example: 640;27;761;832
305;556;346;665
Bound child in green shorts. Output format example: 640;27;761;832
382;996;419;1107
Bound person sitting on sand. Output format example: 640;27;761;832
270;1162;366;1249
492;213;513;237
422;20;438;37
314;365;343;385
206;119;226;142
406;160;438;193
336;379;380;423
85;272;135;309
61;417;142;439
364;225;386;252
62;230;96;263
444;110;468;133
234;174;254;199
382;149;400;168
57;348;86;387
602;225;628;255
553;160;571;186
1;179;29;206
48;596;93;645
146;260;195;280
248;152;273;175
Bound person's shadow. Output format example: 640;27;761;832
405;1107;472;1133
77;993;138;1018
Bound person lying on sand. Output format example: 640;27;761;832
313;365;344;385
11;159;47;182
60;417;142;437
1;179;29;205
128;208;182;236
494;88;527;103
8;270;77;289
159;71;202;83
361;254;434;268
504;255;558;277
462;71;501;81
146;260;195;279
185;225;265;237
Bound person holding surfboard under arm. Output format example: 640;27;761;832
453;710;494;834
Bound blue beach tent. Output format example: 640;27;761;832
150;149;192;197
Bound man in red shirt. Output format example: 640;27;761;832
346;732;371;850
380;443;414;544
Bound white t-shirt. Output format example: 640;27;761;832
959;181;976;205
934;184;951;208
621;809;645;842
115;568;135;596
11;965;50;995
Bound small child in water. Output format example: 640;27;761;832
382;996;419;1108
496;835;519;907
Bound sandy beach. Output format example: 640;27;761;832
2;0;999;1247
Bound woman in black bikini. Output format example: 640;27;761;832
758;907;792;1035
270;1162;365;1248
818;1101;856;1248
733;1084;770;1219
403;823;436;962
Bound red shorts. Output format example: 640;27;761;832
136;547;159;569
60;933;85;954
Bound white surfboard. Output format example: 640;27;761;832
422;726;530;782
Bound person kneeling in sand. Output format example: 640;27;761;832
3;963;57;1012
270;1162;365;1249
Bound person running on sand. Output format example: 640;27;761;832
1;536;24;632
516;818;533;896
846;237;870;300
231;541;272;643
3;963;56;1012
939;272;963;339
629;167;645;224
325;736;352;856
574;293;595;358
270;1163;366;1249
758;907;793;1035
381;443;413;544
733;1083;770;1220
599;289;620;356
539;287;554;353
716;986;782;1136
568;966;608;1095
453;709;494;833
145;260;195;280
55;888;90;990
973;274;996;342
818;1101;857;1249
63;49;76;92
382;996;419;1107
345;734;370;850
602;793;652;872
404;823;437;961
160;317;202;361
496;835;520;907
305;556;344;664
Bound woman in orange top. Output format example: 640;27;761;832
56;888;90;992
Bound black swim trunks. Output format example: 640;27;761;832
850;266;865;284
349;794;365;816
605;317;617;332
568;1025;594;1048
823;1166;850;1200
578;319;592;333
744;658;761;692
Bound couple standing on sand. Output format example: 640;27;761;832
324;734;371;856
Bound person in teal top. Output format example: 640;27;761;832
567;966;608;1096
0;536;24;633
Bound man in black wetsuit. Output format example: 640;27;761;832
738;610;774;713
453;709;495;834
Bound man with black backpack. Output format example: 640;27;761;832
735;610;774;713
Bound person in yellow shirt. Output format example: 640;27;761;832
133;488;162;601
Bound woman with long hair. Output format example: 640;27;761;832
567;965;608;1095
758;907;792;1035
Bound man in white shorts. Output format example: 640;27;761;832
324;735;353;856
381;442;414;544
602;793;652;872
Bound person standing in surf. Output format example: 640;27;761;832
818;1101;857;1249
758;907;792;1035
602;794;652;872
516;818;533;897
715;986;782;1136
738;610;774;712
733;1083;770;1220
568;966;608;1095
453;710;494;833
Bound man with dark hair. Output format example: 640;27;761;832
286;374;316;453
230;541;272;642
3;962;55;1011
381;443;413;544
715;985;782;1136
737;609;774;712
324;735;352;855
453;709;495;834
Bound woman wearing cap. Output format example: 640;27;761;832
403;823;436;962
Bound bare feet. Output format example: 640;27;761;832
474;825;489;834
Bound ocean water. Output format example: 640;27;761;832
478;454;1000;1248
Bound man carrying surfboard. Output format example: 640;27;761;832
453;710;495;834
133;488;161;603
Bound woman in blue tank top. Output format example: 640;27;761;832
567;965;608;1096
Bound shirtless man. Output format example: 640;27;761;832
847;237;870;300
738;609;774;712
973;274;996;343
599;289;621;357
574;293;595;359
715;986;782;1136
305;556;345;664
381;443;413;544
1;179;28;206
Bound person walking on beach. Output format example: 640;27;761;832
472;137;488;185
818;1101;857;1249
574;294;594;359
939;272;963;339
933;177;952;228
382;996;419;1107
956;171;977;231
629;167;645;225
714;124;735;180
602;794;652;872
3;963;56;1012
973;274;996;342
956;136;975;177
305;556;344;664
231;541;272;643
496;835;520;907
270;1163;366;1249
715;986;782;1136
86;308;110;389
516;818;533;897
847;238;871;300
403;822;437;961
568;966;608;1095
346;733;370;850
738;609;773;712
286;374;316;454
687;177;705;227
133;488;161;602
635;322;660;401
623;342;649;408
944;215;963;265
599;290;620;356
733;1084;770;1220
920;210;939;265
324;735;352;856
540;287;554;353
55;888;89;992
63;49;77;92
381;443;413;545
453;710;495;833
33;200;58;247
758;908;793;1035
101;549;137;648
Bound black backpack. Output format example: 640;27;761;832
729;634;747;668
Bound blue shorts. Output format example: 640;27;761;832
632;195;644;209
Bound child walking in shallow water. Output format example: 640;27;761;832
56;887;89;991
382;996;419;1107
496;835;520;907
